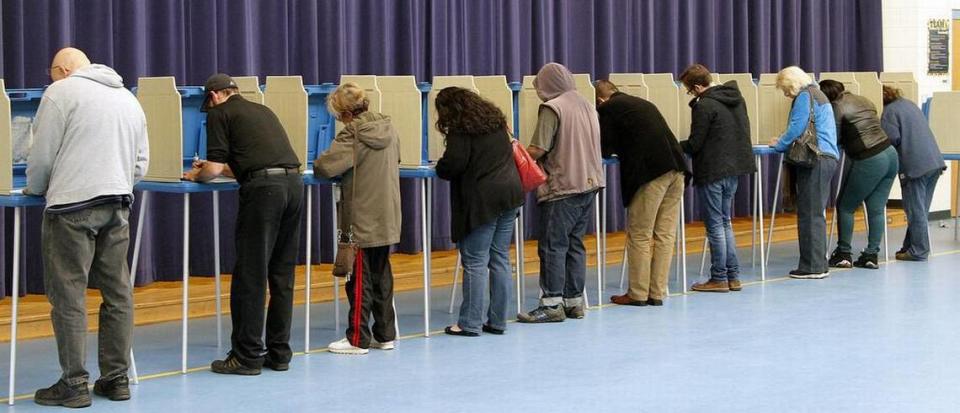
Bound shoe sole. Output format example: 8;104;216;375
481;327;505;335
691;287;730;293
830;263;853;268
35;396;92;408
210;367;261;376
264;364;289;372
728;286;742;291
329;348;369;355
94;388;131;401
789;273;830;279
854;263;879;269
516;318;565;324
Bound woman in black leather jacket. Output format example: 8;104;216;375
819;80;899;270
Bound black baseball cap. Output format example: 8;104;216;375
200;73;237;112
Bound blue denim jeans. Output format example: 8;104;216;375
537;191;596;307
456;207;520;333
900;169;941;260
697;176;740;281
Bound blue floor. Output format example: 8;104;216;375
3;221;960;411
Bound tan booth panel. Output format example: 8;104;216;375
137;77;183;182
0;80;12;193
927;91;960;154
818;72;861;95
607;73;647;99
378;76;423;166
336;75;382;136
573;74;596;107
718;74;760;144
639;74;681;138
263;76;308;171
428;76;478;161
677;73;721;140
233;76;263;104
474;75;515;133
757;74;795;144
853;72;884;116
880;72;919;105
518;75;540;146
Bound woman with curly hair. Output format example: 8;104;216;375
435;87;523;336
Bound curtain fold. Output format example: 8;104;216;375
2;0;883;295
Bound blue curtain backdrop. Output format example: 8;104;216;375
1;0;883;295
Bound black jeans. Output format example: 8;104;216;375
231;174;303;367
345;245;397;348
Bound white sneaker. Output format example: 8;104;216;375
328;338;368;355
789;271;831;280
370;340;396;350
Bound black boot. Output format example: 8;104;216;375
35;379;92;408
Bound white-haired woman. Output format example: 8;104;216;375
768;66;841;279
315;83;402;354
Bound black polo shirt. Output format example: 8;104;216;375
205;94;300;181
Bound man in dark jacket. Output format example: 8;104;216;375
596;80;688;307
679;64;755;293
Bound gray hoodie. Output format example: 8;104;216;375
26;64;149;207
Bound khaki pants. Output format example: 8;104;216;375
625;171;684;300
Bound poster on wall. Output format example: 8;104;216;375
928;18;949;75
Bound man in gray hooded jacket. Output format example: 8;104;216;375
518;62;604;323
26;47;149;408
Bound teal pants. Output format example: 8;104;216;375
836;146;899;255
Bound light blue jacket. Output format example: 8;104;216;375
773;88;840;159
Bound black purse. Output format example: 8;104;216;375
785;88;822;168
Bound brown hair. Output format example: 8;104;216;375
435;87;507;137
679;64;713;90
882;85;903;106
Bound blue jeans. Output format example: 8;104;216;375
456;207;519;333
900;169;941;260
697;176;740;281
537;191;596;307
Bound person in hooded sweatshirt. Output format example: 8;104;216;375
678;64;756;293
314;83;402;354
517;62;605;323
185;73;303;375
25;47;149;407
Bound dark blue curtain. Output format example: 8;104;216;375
2;0;883;295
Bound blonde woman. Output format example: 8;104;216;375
768;66;840;279
314;83;402;354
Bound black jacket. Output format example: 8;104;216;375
831;91;892;160
598;92;689;207
680;82;756;185
436;129;524;242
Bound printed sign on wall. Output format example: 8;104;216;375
928;19;950;75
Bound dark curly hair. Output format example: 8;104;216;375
434;87;508;137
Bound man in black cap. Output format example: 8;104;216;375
184;73;303;375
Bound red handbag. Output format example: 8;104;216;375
511;139;547;192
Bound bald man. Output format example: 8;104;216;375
26;47;149;408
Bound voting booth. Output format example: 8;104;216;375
818;72;861;95
475;76;515;132
517;75;541;146
641;74;682;139
854;72;884;116
428;76;479;161
378;76;423;166
880;72;919;105
607;73;646;100
0;80;12;194
234;76;263;104
677;73;720;140
137;77;185;182
574;73;596;107
264;76;308;171
335;75;381;137
718;74;761;145
757;74;794;142
927;91;960;155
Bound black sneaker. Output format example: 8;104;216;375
564;305;585;319
93;375;130;401
263;356;289;372
211;353;261;376
35;379;91;408
516;305;566;323
828;250;853;268
854;253;879;269
646;298;664;306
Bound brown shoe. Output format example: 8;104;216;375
691;279;730;293
728;279;742;291
610;294;648;306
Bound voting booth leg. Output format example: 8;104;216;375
304;185;313;353
883;207;890;262
600;188;607;306
213;191;222;352
331;184;341;337
680;193;688;292
421;178;432;337
128;191;149;386
517;208;526;313
448;254;462;314
181;193;190;374
827;155;846;257
7;208;21;405
618;214;628;291
594;190;603;308
757;156;766;280
699;239;709;278
766;155;785;268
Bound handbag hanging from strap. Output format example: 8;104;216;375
784;87;822;168
511;138;547;192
